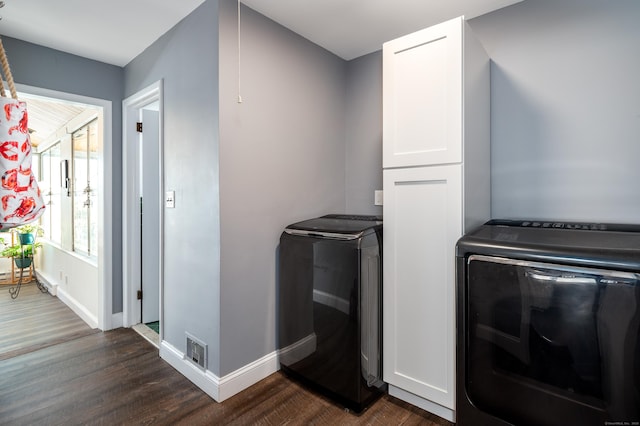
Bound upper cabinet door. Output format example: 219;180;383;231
383;16;462;168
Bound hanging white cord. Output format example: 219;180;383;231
237;0;243;103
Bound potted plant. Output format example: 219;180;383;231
1;240;42;268
13;223;44;240
1;224;44;269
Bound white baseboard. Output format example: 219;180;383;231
34;271;58;296
389;385;456;423
55;286;99;329
37;270;113;331
36;271;98;329
217;350;279;402
160;340;221;399
111;312;123;329
160;340;278;403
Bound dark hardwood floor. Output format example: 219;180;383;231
0;283;453;425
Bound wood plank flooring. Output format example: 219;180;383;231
0;283;99;361
0;284;453;425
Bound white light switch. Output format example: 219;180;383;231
374;190;383;206
165;191;175;208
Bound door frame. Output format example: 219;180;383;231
122;80;164;332
15;82;113;330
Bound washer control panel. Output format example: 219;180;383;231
487;219;640;233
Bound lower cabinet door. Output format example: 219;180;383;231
382;164;462;410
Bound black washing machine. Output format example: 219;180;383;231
278;214;385;412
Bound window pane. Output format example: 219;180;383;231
88;121;98;257
50;145;62;245
39;143;62;244
70;119;98;258
39;150;51;238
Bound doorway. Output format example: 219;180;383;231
122;81;163;343
11;83;113;330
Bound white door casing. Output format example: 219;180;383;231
15;83;113;331
123;80;164;332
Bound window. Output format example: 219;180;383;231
38;118;99;259
72;120;98;258
39;143;62;245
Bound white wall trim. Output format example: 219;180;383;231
56;286;99;330
217;351;279;402
389;385;456;423
15;82;113;332
35;269;98;329
111;312;123;329
34;270;58;296
160;340;221;400
122;80;164;330
159;340;278;403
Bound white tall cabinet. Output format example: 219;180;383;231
382;16;490;422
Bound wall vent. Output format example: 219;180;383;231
186;333;207;370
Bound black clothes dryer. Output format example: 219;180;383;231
456;219;640;425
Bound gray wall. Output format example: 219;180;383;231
341;0;640;224
1;36;125;312
469;0;640;223
218;0;347;375
125;0;349;378
345;51;383;216
124;0;222;373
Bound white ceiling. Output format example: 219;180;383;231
241;0;522;60
18;92;93;147
1;0;522;143
0;0;522;67
0;0;207;67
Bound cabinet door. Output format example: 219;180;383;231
383;165;462;409
383;17;462;168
